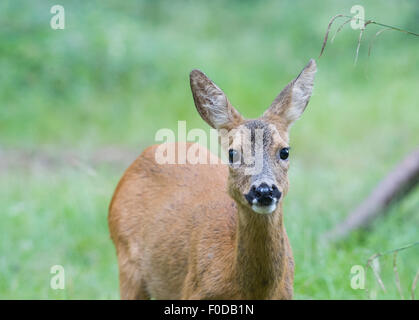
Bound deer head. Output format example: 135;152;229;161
190;59;316;214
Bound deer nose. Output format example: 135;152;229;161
244;183;282;207
255;183;272;198
253;183;281;206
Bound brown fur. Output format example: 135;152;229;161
109;143;294;299
108;59;316;299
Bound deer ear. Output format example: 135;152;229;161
263;59;316;128
190;69;243;130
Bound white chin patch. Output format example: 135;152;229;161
251;201;277;214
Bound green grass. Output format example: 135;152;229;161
0;167;120;299
0;0;418;299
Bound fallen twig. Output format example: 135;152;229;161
324;147;419;241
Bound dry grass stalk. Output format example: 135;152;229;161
412;269;419;300
366;254;386;292
365;242;419;298
319;14;343;58
331;18;352;43
393;252;404;299
354;27;365;65
319;14;419;63
368;28;392;57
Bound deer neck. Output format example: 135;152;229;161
233;203;287;299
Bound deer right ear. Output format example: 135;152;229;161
190;69;243;130
263;59;316;129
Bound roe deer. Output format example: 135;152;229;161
108;59;317;299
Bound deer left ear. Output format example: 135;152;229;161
263;59;316;128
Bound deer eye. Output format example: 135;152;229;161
278;147;290;160
228;149;240;164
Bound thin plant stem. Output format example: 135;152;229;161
393;252;404;299
412;269;419;300
368;28;393;57
319;14;419;59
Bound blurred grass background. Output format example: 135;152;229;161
0;0;418;299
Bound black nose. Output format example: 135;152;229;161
255;183;272;198
245;183;282;206
253;183;272;205
248;183;280;206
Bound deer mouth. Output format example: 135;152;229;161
251;198;278;214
